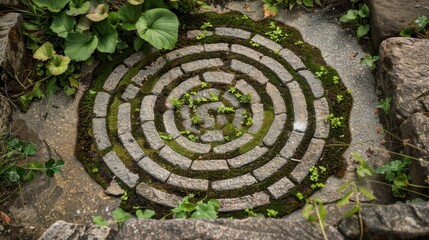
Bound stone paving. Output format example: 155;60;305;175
89;25;346;212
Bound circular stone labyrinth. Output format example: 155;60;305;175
83;15;351;216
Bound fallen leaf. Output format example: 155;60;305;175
0;210;11;224
350;51;358;60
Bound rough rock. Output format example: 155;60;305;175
38;220;113;240
0;94;11;132
105;178;125;196
368;0;429;49
0;0;22;7
0;13;26;80
338;202;429;240
379;38;429;126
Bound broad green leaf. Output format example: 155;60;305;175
340;10;358;23
207;199;220;211
136;209;155;219
344;205;361;218
93;216;109;226
191;203;218;219
46;78;58;96
134;37;144;51
33;42;56;61
23;170;36;182
45;159;65;177
136;8;179;50
301;204;314;219
77;16;92;30
357;24;370;38
46;55;71;76
93;20;118;53
394;173;409;187
118;3;142;31
64;85;77;96
8;169;20;182
50;12;76;38
23;22;40;31
33;0;70;12
400;29;412;37
336;190;353;207
28;161;43;169
22;143;37;156
181;203;196;213
86;4;109;22
33;81;45;99
112;208;132;226
128;0;145;5
69;77;79;88
302;0;314;7
415;16;429;31
358;4;370;18
357;186;376;200
67;0;91;16
65;30;99;61
173;211;187;219
142;0;169;10
108;12;119;27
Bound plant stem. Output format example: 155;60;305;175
314;202;328;240
354;183;364;240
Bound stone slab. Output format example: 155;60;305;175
187;30;213;39
251;34;282;52
121;84;140;101
197;102;222;129
266;82;286;114
167;173;209;191
279;48;305;70
215;27;251;39
314;98;330;139
267;177;295;199
228;146;268;168
222;92;240;107
260;56;293;85
212;173;257;191
213;133;253;154
159;146;192;170
180;106;199;134
117;103;131;135
141;121;165;150
92;118;111;150
137;157;171;182
298;70;324;99
204;43;230;52
290;138;325;183
263;113;286;147
230;59;268;85
191;160;229;171
248;103;264;134
124;51;145;68
253;156;288;181
193;88;221;100
140;95;157;122
181;58;224;73
218;192;271;212
279;131;305;159
103;151;139;188
119;132;145;162
176;136;211;154
202;71;234;84
152;67;184;95
163;110;181;139
132;57;166;86
93;92;110;117
231;44;264;62
166;76;201;109
287;81;308;132
232;108;245;128
136;183;181;208
201;130;224;143
165;45;204;61
236;79;261;104
103;64;128;92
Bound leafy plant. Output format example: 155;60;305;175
262;0;323;18
340;3;370;38
295;192;304;200
93;207;154;227
171;97;183;110
266;209;279;218
191;114;202;125
302;197;328;240
332;76;339;85
160;132;174;140
350;152;373;178
377;98;391;114
172;194;220;219
265;21;286;42
249;41;260;47
375;158;414;198
238;94;252;104
315;66;328;78
360;54;379;69
324;114;344;129
336;94;343;103
245;208;264;218
217;105;235;114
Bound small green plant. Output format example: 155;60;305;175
311;182;325;189
302;197;328;240
228;86;237;94
309;165;326;182
315;66;329;78
201;82;208;88
188;134;197;142
93;208;155;227
209;91;219;102
217;105;235;114
375;157;414;198
191;114;202;125
340;3;370;38
262;0;322;18
266;209;279;218
295;192;304;200
245;116;253;126
336;94;344;103
239;94;252;104
200;21;213;30
172;194;220;219
249;41;260;47
400;15;429;37
265;22;286;43
347;88;352;95
196;30;208;40
294;40;304;46
171;97;183;111
160;132;174;140
360;54;379;69
245;208;264;218
324;114;344;129
350;152;373;178
332;76;339;85
377;98;391;114
120;191;128;201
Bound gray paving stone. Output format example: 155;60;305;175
314;98;330;139
279;131;305;159
176;136;211;154
204;43;229;52
201;130;224;143
263;113;286;147
165;45;204;61
215;27;251;39
193;88;220;100
232;108;246;128
119;132;145;162
267;177;295;199
163;110;181;139
167;173;209;191
93;92;110;117
212;173;258;191
103;64;128;92
121;84;140;101
103;151;139;188
266;82;286;114
136;182;181;208
124;51;145;68
218;192;270;212
231;44;263;62
191;160;229;171
230;59;268;85
132;57;167;86
287;81;308;132
251;34;282;52
248;103;264;134
202;71;234;84
260;56;293;85
141;121;165;150
159;146;192;170
139;95;157;123
298;70;324;98
152;67;184;95
180;106;199;134
181;58;224;73
228;146;268;168
187;30;213;39
118;102;131;135
92;118;111;150
290;138;325;183
222;92;240;108
197;102;223;129
213;133;253;154
236;79;261;104
137;157;171;182
216;114;228;127
279;48;306;70
253;156;288;181
166;76;201;109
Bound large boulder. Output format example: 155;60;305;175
38;220;114;240
367;0;429;49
